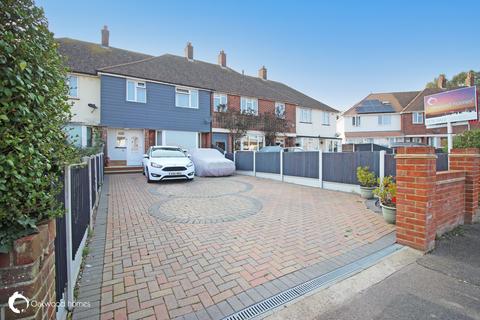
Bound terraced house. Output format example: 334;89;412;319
57;27;338;167
57;26;151;148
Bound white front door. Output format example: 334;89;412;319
126;130;144;166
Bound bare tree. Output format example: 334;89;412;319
215;108;257;150
261;112;291;146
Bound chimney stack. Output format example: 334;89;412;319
466;71;475;87
218;50;226;67
437;74;446;89
185;42;193;60
258;66;267;80
101;25;109;47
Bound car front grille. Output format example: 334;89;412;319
163;166;187;172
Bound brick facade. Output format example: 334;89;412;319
144;129;155;152
401;113;470;137
212;94;297;150
395;146;480;251
0;220;57;319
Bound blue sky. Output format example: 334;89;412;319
37;0;480;111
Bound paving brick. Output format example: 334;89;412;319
84;174;393;319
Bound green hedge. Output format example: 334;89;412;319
0;0;75;252
453;128;480;149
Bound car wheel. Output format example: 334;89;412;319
142;166;145;175
146;168;153;183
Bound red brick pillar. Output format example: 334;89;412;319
395;146;437;251
0;220;56;319
449;148;480;224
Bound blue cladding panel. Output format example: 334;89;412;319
101;75;211;131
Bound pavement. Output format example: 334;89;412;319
73;173;394;320
269;223;480;320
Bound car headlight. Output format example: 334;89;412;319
186;161;194;167
151;162;163;168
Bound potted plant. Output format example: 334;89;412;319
356;166;377;199
373;176;397;224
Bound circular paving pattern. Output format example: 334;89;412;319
148;178;253;198
148;194;262;224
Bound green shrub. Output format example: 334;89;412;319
356;166;377;187
0;0;75;252
453;129;480;149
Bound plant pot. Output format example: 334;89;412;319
381;204;396;224
360;186;375;199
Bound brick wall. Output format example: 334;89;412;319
395;146;479;251
434;171;466;236
449;148;480;223
395;146;437;251
0;220;56;319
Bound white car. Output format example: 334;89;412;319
189;148;235;177
143;146;195;183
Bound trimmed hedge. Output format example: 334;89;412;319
0;0;75;251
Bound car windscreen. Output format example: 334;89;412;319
151;148;186;158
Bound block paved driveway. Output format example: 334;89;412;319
89;174;394;320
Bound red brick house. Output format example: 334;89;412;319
401;73;479;148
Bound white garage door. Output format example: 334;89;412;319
164;131;198;151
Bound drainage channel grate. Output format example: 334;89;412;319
223;244;403;320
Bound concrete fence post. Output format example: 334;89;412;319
94;155;98;201
319;150;323;188
253;151;256;176
280;150;284;181
83;156;93;224
379;150;386;184
395;146;437;251
233;150;236;167
449;148;480;223
64;165;74;310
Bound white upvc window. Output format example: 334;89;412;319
240;97;258;115
213;93;228;112
175;87;199;108
300;108;312;123
352;116;361;127
275;102;285;118
239;134;264;151
412;112;424;124
377;115;392;125
67;75;78;98
126;79;146;103
322;111;330;125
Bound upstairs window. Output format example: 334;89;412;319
378;115;392;125
214;93;228;112
412;112;424;124
126;80;146;103
275;102;285;118
300;108;312;123
352;116;361;127
175;87;199;108
240;97;258;115
322;111;330;125
67;75;78;98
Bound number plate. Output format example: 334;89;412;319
168;172;182;175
